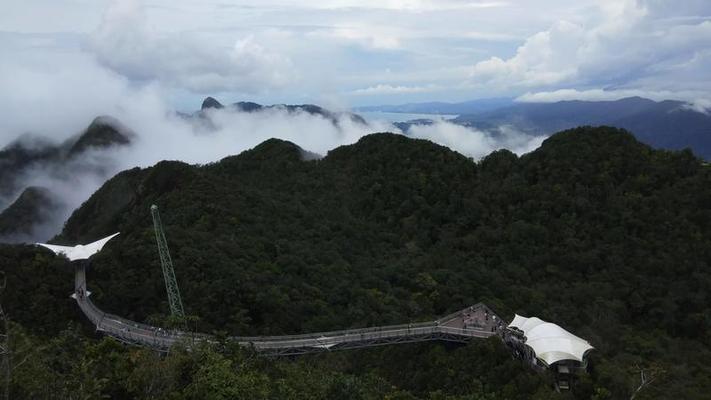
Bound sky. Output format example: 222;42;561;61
1;0;709;241
2;0;710;112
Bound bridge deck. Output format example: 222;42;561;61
74;264;503;354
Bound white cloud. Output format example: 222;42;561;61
516;88;711;112
87;0;293;94
1;78;548;241
408;121;545;159
463;31;522;41
2;0;710;109
683;99;711;114
0;31;548;241
469;0;711;96
306;0;509;11
517;88;691;103
334;28;401;49
0;44;133;147
350;84;441;95
470;20;584;86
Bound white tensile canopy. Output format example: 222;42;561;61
36;233;120;261
509;314;593;366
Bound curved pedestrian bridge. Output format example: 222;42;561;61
73;263;502;355
51;235;592;392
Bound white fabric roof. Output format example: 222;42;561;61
508;314;593;365
37;233;120;261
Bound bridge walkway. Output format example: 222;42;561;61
73;263;502;355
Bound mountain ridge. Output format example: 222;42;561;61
454;97;711;158
0;116;132;198
0;116;133;242
362;96;711;159
5;126;711;398
198;96;367;126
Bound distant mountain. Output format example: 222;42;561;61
356;98;514;115
393;119;437;133
199;97;367;126
0;116;133;204
68;116;132;156
0;116;133;243
363;97;711;159
201;96;224;110
454;97;711;159
0;186;64;243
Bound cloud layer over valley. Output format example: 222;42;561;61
0;73;543;242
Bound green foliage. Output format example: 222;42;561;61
2;127;711;398
0;245;74;335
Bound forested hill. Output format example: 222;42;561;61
3;126;711;399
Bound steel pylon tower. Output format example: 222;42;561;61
151;205;185;318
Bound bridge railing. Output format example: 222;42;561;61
241;325;496;349
76;292;498;351
244;325;435;349
73;260;499;353
76;296;180;345
439;326;496;338
232;320;438;343
77;293;497;349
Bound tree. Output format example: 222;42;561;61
629;363;665;400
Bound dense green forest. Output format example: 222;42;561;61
1;127;710;399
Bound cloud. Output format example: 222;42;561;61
0;85;388;242
4;0;710;106
408;121;545;160
684;99;711;114
0;39;133;148
3;92;547;243
8;151;126;243
470;20;585;87
0;40;546;242
307;26;404;50
463;31;521;42
307;0;509;11
87;0;293;93
7;0;707;106
516;88;698;103
468;0;711;95
516;88;711;112
334;28;401;50
350;84;442;95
